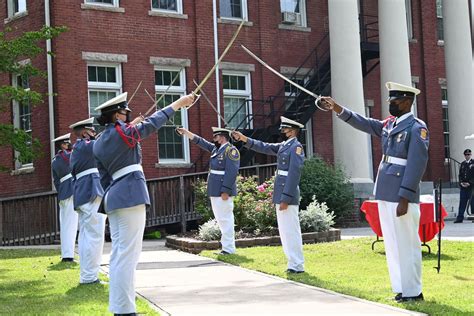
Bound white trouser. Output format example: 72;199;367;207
276;204;305;271
59;196;78;259
210;197;236;253
378;201;422;297
108;204;146;314
77;197;107;283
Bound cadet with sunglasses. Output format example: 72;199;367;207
454;149;474;223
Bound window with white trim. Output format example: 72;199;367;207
441;87;449;159
405;0;413;39
284;79;313;156
7;0;27;17
280;0;307;27
223;72;252;129
436;0;444;41
85;0;119;7
12;73;32;168
411;81;418;117
220;0;248;20
151;0;182;13
87;63;122;130
155;68;190;163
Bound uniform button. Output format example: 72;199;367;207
397;173;400;176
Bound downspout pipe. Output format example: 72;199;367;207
212;0;222;127
45;0;55;189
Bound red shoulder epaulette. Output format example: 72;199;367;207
115;122;141;148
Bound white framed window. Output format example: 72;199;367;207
87;63;122;130
12;73;32;169
223;71;252;129
85;0;119;7
220;0;248;21
155;67;190;164
441;87;449;159
411;81;418;117
7;0;27;18
436;0;444;41
280;0;307;27
405;0;413;39
151;0;182;14
284;79;313;156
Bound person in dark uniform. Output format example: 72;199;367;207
93;91;194;316
232;116;306;273
454;148;474;223
69;117;107;284
177;127;240;254
51;133;79;262
320;82;429;302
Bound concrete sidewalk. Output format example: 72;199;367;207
101;241;424;316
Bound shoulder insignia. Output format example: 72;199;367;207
296;146;303;155
420;128;428;140
228;147;240;161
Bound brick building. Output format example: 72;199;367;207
1;0;472;198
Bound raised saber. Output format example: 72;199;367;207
192;79;230;127
142;68;183;116
189;20;245;108
240;44;327;111
127;80;143;105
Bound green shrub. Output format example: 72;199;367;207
198;219;221;241
144;231;162;239
193;178;213;222
299;196;335;233
300;156;354;220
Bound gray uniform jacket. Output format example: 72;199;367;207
338;107;429;203
192;137;240;197
51;150;74;201
245;137;305;205
70;138;104;209
93;105;176;213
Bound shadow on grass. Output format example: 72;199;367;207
0;249;59;260
217;253;255;265
47;261;79;271
399;300;468;316
373;249;456;261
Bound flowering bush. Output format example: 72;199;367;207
198;219;221;241
299;196;335;233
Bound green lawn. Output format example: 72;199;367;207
202;238;474;316
0;249;159;315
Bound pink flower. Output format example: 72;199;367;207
268;192;272;197
257;185;265;192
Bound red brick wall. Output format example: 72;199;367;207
0;0;448;198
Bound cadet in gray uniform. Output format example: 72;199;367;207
320;82;429;302
93;92;194;316
232;117;305;273
51;133;79;262
69;117;107;284
177;127;240;254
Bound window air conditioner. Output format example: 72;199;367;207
281;11;301;25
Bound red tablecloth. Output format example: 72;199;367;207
360;199;448;242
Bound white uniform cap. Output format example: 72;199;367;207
386;82;420;98
51;133;71;143
94;92;130;113
69;117;95;130
280;116;304;129
465;134;474;140
212;127;232;136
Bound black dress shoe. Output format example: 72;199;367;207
399;293;424;302
215;250;231;255
61;258;75;262
114;314;136;316
394;293;402;301
286;269;304;274
453;219;463;223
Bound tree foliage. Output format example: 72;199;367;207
0;25;66;171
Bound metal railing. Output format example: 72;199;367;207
444;157;462;188
0;163;278;246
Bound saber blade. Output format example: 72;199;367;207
193;20;245;95
241;45;319;99
192;79;229;127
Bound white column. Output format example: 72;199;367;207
329;0;373;183
443;0;474;161
379;0;412;118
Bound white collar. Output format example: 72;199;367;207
284;137;296;145
395;112;412;125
